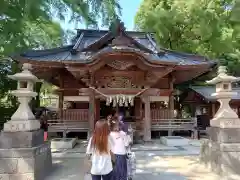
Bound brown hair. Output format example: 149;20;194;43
91;119;110;154
110;117;119;131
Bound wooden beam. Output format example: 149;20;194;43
88;89;95;137
169;74;174;119
58;73;64;120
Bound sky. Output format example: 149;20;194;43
57;0;142;31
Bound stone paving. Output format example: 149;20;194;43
45;139;237;180
46;154;221;180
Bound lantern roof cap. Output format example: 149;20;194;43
8;63;39;82
206;66;240;84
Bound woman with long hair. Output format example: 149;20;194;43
86;119;114;180
110;118;131;180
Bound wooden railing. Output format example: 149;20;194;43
141;109;174;120
151;118;196;131
62;109;88;121
47;120;89;137
151;109;174;120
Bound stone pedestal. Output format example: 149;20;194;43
201;127;240;176
51;138;77;149
0;129;52;180
160;136;190;146
200;66;240;177
0;63;52;180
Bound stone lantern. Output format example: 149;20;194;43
4;63;40;131
206;66;240;127
0;63;52;180
201;66;240;177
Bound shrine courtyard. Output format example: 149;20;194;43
45;139;225;180
6;20;240;180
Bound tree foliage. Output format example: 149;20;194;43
135;0;240;76
0;0;121;125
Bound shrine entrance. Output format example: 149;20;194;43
100;100;115;118
99;99;136;121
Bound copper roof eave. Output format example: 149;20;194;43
78;29;154;54
174;63;217;84
81;49;177;67
80;32;113;52
13;56;65;68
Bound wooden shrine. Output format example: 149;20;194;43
12;20;216;141
182;86;240;119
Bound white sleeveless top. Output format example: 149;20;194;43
86;136;114;175
110;131;131;155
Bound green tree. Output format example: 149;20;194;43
135;0;240;75
0;0;121;126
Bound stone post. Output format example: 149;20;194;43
200;66;240;177
0;63;52;180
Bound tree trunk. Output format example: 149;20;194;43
30;82;42;110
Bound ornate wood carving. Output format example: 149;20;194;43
107;60;134;70
80;72;91;86
145;72;156;83
97;75;137;88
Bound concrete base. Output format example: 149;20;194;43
4;119;40;132
0;129;44;148
201;140;240;176
201;127;240;176
208;127;240;143
0;143;52;180
0;128;52;180
160;136;190;146
51;138;77;149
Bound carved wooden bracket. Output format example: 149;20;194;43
107;59;134;70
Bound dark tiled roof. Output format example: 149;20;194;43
19;45;216;67
16;26;216;67
190;86;240;100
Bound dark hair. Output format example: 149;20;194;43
91;119;110;154
109;117;119;131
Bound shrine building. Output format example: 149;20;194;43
12;21;217;141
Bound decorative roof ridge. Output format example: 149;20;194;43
80;32;113;52
20;45;73;57
146;33;162;54
76;28;153;35
71;32;85;54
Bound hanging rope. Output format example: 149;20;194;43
88;86;149;98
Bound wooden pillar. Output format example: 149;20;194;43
58;75;64;121
134;98;141;143
168;74;174;136
142;96;151;142
169;75;174;118
88;89;95;138
58;92;63;120
95;98;100;121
